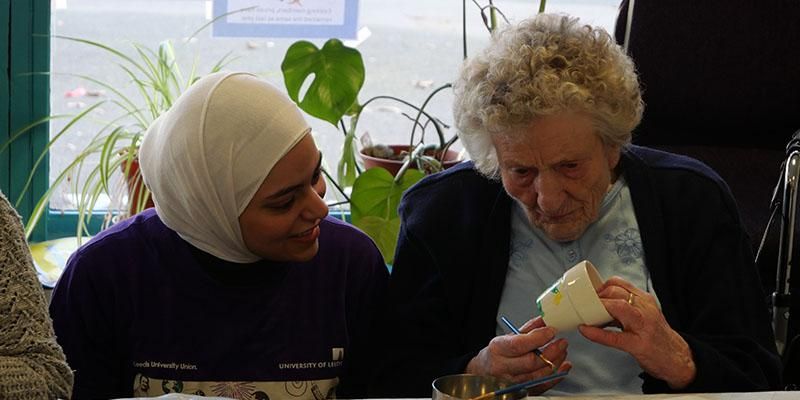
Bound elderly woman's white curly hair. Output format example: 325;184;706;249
453;13;643;178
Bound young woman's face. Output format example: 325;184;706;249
238;134;328;262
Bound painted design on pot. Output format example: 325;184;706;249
537;299;545;318
551;284;563;306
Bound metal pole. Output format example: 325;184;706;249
774;150;800;354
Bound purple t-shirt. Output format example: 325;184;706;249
50;209;388;399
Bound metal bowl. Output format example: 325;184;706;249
431;374;527;400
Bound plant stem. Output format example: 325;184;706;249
322;167;351;203
359;94;444;150
489;0;497;32
462;0;468;59
539;0;547;13
394;143;437;184
440;134;461;161
186;6;257;42
409;83;452;149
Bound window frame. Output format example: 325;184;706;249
2;0;48;242
1;1;94;242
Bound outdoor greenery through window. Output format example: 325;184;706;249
48;0;620;213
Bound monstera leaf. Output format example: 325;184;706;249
350;167;425;263
281;39;365;125
354;216;402;265
337;130;359;188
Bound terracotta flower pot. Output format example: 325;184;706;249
360;144;462;176
121;157;155;216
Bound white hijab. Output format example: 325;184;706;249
139;72;310;263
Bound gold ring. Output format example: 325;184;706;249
627;292;635;305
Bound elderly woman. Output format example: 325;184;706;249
0;191;73;399
370;14;781;396
49;72;388;399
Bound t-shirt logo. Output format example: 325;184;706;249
332;348;344;361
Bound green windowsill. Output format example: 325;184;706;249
41;207;352;240
32;208;360;288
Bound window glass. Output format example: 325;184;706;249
49;0;621;209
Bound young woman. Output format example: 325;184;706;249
49;72;389;399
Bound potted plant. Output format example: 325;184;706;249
281;0;545;264
278;0;533;264
0;28;235;243
281;38;465;264
357;82;463;177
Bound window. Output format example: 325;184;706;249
34;0;622;240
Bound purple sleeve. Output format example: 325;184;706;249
334;220;390;398
50;247;132;399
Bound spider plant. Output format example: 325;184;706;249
1;33;235;242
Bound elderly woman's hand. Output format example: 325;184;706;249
466;317;571;395
578;276;697;389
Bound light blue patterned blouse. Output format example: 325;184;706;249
496;176;660;395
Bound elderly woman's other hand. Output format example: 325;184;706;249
578;276;697;389
466;317;571;395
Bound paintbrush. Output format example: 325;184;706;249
500;315;556;373
468;371;569;400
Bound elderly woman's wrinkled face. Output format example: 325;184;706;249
494;113;620;242
239;134;328;262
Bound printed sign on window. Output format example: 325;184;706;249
213;0;360;39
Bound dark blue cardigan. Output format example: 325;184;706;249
371;145;781;396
